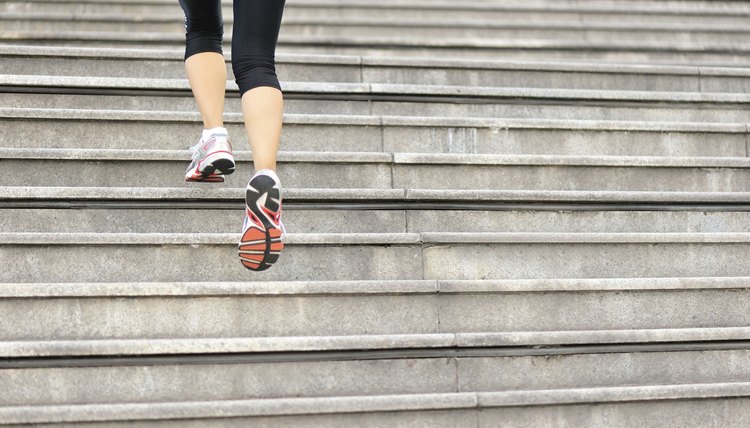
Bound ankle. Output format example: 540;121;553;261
202;127;228;141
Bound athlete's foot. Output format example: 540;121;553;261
185;127;236;182
238;169;285;271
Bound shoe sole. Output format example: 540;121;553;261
239;174;283;271
186;152;235;182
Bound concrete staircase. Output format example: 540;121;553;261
2;0;750;426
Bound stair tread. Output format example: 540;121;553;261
3;382;750;425
3;231;750;245
5;186;750;202
3;327;750;358
4;277;750;297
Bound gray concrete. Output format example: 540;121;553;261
3;108;746;157
6;16;750;46
6;33;750;64
2;232;750;282
0;358;458;406
0;208;408;234
3;0;750;25
2;383;750;426
0;243;423;283
5;208;750;234
457;350;750;392
3;0;750;421
4;90;750;123
422;241;750;279
2;326;750;358
2;280;750;340
2;349;750;406
7;148;750;191
7;45;750;92
6;185;750;204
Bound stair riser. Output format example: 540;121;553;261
0;160;395;190
3;409;475;428
6;158;750;192
0;244;424;282
6;21;749;45
0;209;408;234
3;289;749;340
0;57;362;84
3;118;744;157
4;209;750;234
2;5;749;26
2;350;749;405
0;120;384;153
4;94;749;123
11;57;749;93
2;39;750;65
425;243;750;280
10;400;750;428
2;242;748;283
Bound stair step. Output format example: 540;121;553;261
1;331;749;406
6;185;750;203
1;383;749;426
4;207;750;234
1;279;749;340
4;32;750;65
3;0;750;24
4;15;750;45
3;327;750;357
3;108;746;157
5;148;750;192
4;76;750;122
8;45;750;92
2;231;749;282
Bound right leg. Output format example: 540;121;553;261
179;0;235;181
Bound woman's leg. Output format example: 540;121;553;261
178;0;226;129
232;0;286;173
233;0;287;272
179;0;235;181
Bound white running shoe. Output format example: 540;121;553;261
185;129;235;182
238;169;285;271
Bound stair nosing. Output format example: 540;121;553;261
2;327;750;358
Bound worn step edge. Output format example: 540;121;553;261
2;327;750;358
4;382;750;425
3;108;746;134
7;0;750;15
6;13;750;34
2;232;750;246
8;45;750;79
4;32;750;54
4;277;748;298
5;148;750;168
5;74;750;103
4;186;750;203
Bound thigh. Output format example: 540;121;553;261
232;0;286;56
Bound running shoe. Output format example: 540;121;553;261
185;129;235;182
238;169;285;271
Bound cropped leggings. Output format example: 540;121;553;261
178;0;286;95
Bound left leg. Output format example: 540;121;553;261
232;0;286;173
232;0;287;271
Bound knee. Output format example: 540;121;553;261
183;16;224;59
231;53;281;95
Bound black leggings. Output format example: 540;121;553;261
178;0;285;95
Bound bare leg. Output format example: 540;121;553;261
242;86;283;172
185;52;226;129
